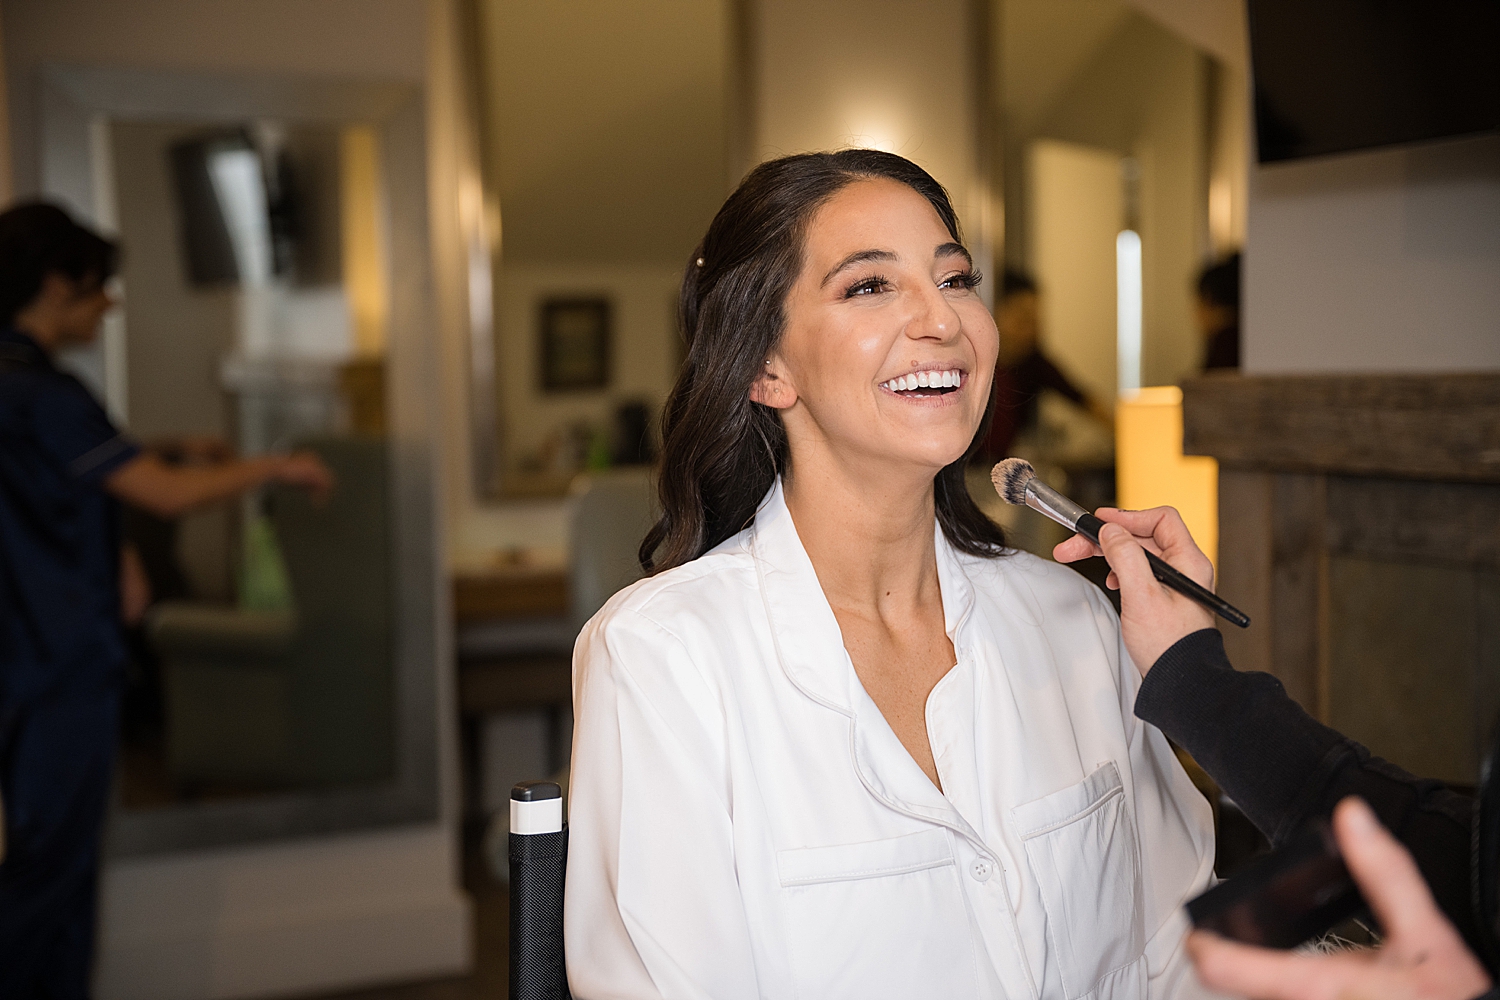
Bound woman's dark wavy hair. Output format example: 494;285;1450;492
640;148;1007;574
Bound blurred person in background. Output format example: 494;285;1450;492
0;201;332;999
980;268;1113;460
1197;252;1241;371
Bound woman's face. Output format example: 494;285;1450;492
757;177;998;477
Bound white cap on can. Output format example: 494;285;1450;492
510;780;564;835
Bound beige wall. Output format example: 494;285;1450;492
1;0;425;194
753;0;985;250
495;262;683;470
471;0;725;508
1206;59;1249;255
1244;133;1500;374
109;121;238;442
1028;139;1122;401
110;120;240;600
478;0;727;267
1011;10;1208;388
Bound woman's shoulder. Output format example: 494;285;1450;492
582;534;761;645
573;538;762;717
957;546;1119;627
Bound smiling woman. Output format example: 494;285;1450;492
641;153;1005;576
565;150;1217;1000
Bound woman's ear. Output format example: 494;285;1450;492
749;359;796;409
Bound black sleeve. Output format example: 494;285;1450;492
1135;628;1480;957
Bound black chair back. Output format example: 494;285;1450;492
510;780;570;1000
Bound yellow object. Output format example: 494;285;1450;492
1116;386;1219;569
340;125;389;357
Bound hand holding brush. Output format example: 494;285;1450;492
990;460;1250;667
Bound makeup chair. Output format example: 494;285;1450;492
504;473;657;999
510;779;570;1000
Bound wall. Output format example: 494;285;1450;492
2;0;425;193
110;119;239;599
1118;0;1247;255
473;0;724;511
479;0;727;268
495;263;683;470
753;0;984;251
1;2;471;998
1014;10;1208;390
1244;133;1500;374
1028;139;1122;400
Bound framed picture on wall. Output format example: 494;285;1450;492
540;297;612;391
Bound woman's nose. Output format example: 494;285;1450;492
906;284;962;342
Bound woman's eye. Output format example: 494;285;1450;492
845;276;890;298
940;270;981;291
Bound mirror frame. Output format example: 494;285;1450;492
41;64;445;856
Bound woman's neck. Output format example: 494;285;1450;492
782;453;943;619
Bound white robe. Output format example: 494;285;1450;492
566;481;1216;999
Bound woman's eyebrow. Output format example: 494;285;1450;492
821;248;897;287
935;242;973;267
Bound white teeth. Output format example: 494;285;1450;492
883;370;962;392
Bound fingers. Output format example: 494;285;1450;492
1332;798;1447;942
1053;534;1102;563
1097;506;1213;588
1097;523;1156;594
1093;507;1171;554
1187;930;1365;1000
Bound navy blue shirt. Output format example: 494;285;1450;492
0;328;141;702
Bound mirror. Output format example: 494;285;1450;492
473;0;733;496
42;66;441;854
109;117;397;809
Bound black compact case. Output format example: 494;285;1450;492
1187;821;1365;949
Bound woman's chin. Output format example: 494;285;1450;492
858;441;974;477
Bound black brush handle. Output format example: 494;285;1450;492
1075;513;1251;629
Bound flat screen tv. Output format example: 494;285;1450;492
1247;0;1500;164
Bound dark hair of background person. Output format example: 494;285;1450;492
1197;251;1241;310
0;201;119;326
1000;268;1037;300
641;149;1007;575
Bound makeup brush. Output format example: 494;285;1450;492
990;458;1250;628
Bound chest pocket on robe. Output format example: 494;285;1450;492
1013;761;1145;1000
776;827;982;1000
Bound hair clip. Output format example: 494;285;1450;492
695;257;705;267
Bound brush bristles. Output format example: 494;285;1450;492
990;458;1036;506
